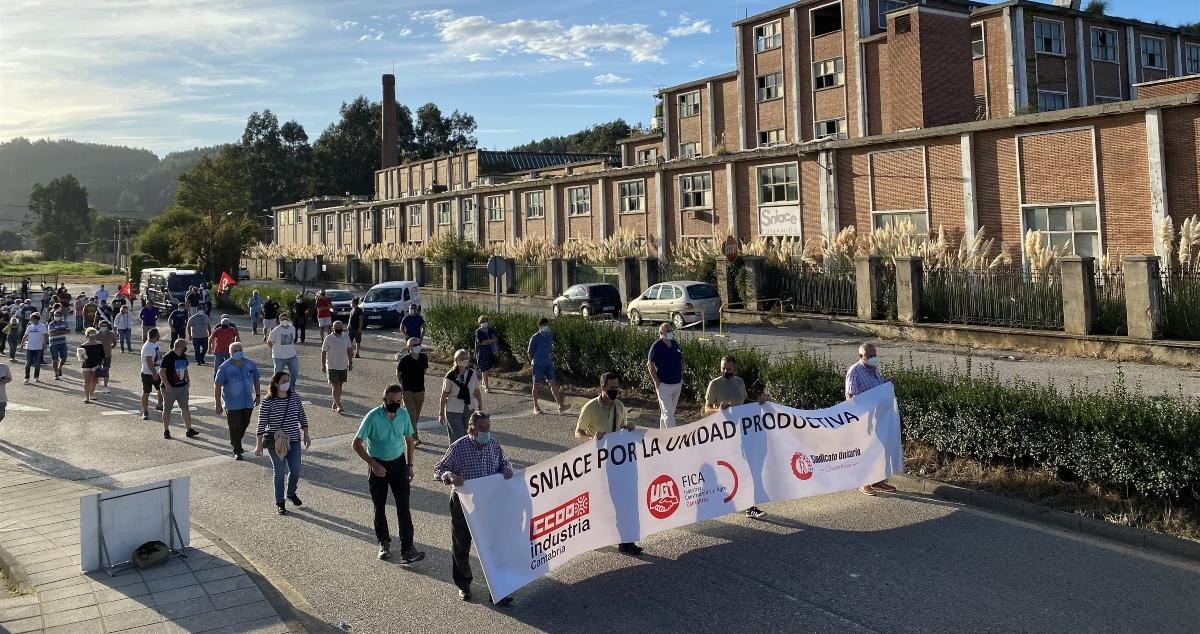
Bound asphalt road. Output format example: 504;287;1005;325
1;312;1197;633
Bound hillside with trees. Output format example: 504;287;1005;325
508;119;637;155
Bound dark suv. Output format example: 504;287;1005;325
552;283;621;318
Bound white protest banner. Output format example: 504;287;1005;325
456;383;902;602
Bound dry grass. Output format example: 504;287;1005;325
905;441;1200;541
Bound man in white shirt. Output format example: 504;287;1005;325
140;328;164;420
321;320;353;412
95;284;109;303
20;312;48;384
267;315;300;384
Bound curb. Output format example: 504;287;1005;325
0;542;34;595
892;474;1200;562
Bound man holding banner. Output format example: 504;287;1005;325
704;355;769;519
845;342;898;496
575;372;644;556
433;411;515;605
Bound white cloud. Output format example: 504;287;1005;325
465;53;493;62
667;14;712;37
658;10;669;18
412;10;667;63
689;59;707;68
353;57;368;66
358;34;370;42
179;75;266;88
331;19;357;31
397;27;412;37
593;73;630;84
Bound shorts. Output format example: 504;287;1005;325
141;373;161;394
327;368;348;384
349;330;362;343
263;318;278;331
318;316;332;328
162;384;190;410
532;363;556;383
50;341;68;361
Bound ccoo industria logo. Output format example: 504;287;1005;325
646;474;680;519
791;452;814;480
529;493;591;570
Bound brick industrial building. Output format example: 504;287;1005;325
271;0;1200;263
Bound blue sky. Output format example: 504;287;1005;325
0;0;1195;157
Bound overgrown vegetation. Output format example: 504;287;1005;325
509;119;639;155
220;284;301;315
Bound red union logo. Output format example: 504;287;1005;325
791;452;814;480
529;493;590;540
646;474;680;519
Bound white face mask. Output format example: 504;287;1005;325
278;381;291;393
456;359;468;368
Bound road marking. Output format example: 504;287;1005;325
6;403;48;412
374;334;403;342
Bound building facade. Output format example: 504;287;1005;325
272;0;1200;263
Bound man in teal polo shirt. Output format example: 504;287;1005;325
353;384;427;564
214;342;260;460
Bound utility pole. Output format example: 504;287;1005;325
114;219;122;273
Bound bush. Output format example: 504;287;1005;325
422;303;1200;501
130;252;160;286
221;284;299;315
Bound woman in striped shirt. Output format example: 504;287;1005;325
254;371;311;515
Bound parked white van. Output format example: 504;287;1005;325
361;281;421;328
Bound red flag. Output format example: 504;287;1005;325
219;271;237;294
118;281;133;298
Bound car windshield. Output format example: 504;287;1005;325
686;284;718;300
364;287;405;303
168;274;205;291
588;285;618;298
326;291;354;301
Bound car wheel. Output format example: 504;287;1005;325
672;312;686;329
581;305;591;318
552;304;562;317
629;309;642;326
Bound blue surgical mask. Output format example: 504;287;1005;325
866;356;879;367
664;331;674;341
412;346;422;354
232;351;244;361
474;431;491;445
540;325;549;334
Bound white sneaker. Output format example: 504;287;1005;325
23;378;30;385
101;388;111;394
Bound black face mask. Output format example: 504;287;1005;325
723;371;734;380
334;329;343;335
384;402;402;413
604;389;619;400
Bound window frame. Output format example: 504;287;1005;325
1095;95;1121;104
812;57;845;90
486;195;505;222
435;201;451;226
618;179;646;214
1033;18;1065;56
756;72;784;102
813;117;847;140
871;211;930;234
679;172;713;210
384;208;397;228
757;162;800;205
1021;203;1101;258
635;147;659;165
1140;35;1166;70
567;186;592;217
524;191;546;219
810;1;843;38
971;22;985;59
1036;90;1068;112
679;142;699;159
878;1;908;31
1187;43;1200;75
758;128;785;148
677;90;701;118
407;204;422;228
325;215;334;232
341;213;352;231
754;19;783;53
1090;27;1119;63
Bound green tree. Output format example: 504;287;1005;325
509;119;633;154
0;230;23;250
225;111;312;216
311;96;380;196
26;174;92;259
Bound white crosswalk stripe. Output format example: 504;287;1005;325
6;402;48;412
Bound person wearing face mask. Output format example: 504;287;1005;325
400;304;425;342
704;355;770;519
261;295;280;342
348;297;366;358
527;317;567;414
19;312;47;384
159;338;199;439
433;411;516;604
314;290;333;338
78;327;106;403
114;305;133;353
396;337;428;447
168;302;189;344
439;349;483;443
321;320;353;413
4;317;21;362
46;310;71;380
255;371;310;514
209;315;240;377
94;319;117;393
187;308;211;366
574;372;643;556
353;385;426;564
646;322;683;428
845;342;896;496
216;342;261;460
248;289;264;335
473;315;498;393
267;313;300;385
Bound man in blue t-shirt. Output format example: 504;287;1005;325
214;342;260;459
168;303;189;344
527;317;566;414
399;305;424;341
646;322;683;428
139;303;160;341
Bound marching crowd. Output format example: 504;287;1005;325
0;284;896;605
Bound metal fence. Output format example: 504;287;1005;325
424;263;445;289
387;263;408;282
279;259;294;280
1092;270;1126;336
1162;270;1200;341
921;266;1064;330
761;262;857;315
576;264;619;287
320;262;345;282
516;264;547;296
464;263;491;291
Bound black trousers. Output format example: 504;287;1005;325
226;408;252;454
294;320;307;342
450;492;473;591
369;455;414;549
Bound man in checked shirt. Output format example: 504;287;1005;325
433;411;516;605
844;342;897;496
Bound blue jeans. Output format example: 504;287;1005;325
273;356;299;384
212;352;229;377
267;440;302;505
250;311;261;334
25;348;44;379
192;337;208;364
118;328;132;353
75;315;84;332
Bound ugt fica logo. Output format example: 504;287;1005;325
646;474;680;519
791;452;814;480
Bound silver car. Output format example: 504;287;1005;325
627;281;722;328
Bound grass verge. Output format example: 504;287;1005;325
0;260;115;277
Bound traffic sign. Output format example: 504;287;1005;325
722;236;739;262
293;259;319;283
487;255;509;278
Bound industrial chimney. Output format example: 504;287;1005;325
381;74;398;169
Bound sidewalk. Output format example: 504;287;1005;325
0;467;295;633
